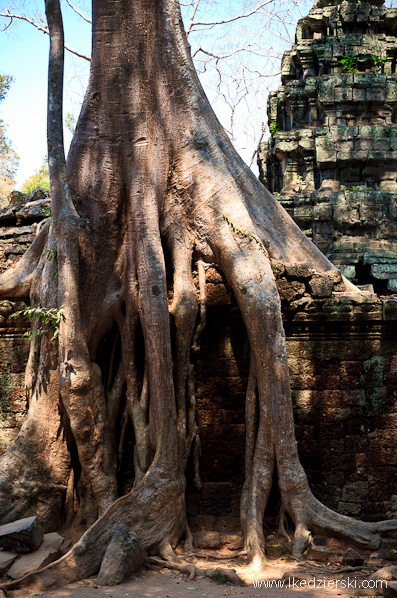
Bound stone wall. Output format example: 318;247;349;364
0;188;50;273
0;326;29;455
258;0;397;291
0;188;395;532
185;266;397;530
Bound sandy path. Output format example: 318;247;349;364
27;559;372;598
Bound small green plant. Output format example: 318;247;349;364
339;56;358;73
371;54;388;73
352;185;360;191
269;122;280;136
44;247;58;279
296;173;305;192
11;306;66;341
44;247;57;261
223;215;268;256
42;207;52;217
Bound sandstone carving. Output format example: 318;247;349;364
258;0;397;292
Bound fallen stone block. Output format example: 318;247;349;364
371;566;397;582
8;532;64;579
220;533;244;550
308;544;333;562
194;531;221;549
97;525;145;586
0;551;18;575
309;274;334;297
342;547;364;567
0;517;43;553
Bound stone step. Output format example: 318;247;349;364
8;532;64;579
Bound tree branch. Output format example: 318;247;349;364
65;0;91;24
185;0;200;36
188;0;274;31
0;10;91;61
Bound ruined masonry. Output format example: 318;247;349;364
1;2;397;536
258;0;397;292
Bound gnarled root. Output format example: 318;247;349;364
2;0;397;592
147;556;245;585
0;467;185;595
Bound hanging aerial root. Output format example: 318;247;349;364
168;240;198;463
192;260;206;352
277;506;291;546
205;214;397;564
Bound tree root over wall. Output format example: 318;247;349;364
0;0;396;594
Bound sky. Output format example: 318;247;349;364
0;0;306;188
0;0;341;188
2;0;397;189
0;0;91;187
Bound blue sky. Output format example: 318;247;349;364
0;1;91;186
0;0;308;187
3;0;397;188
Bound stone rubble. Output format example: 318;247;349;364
0;516;43;553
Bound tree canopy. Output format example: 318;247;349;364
0;74;18;199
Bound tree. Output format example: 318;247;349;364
0;74;18;199
1;0;397;593
0;1;313;166
21;156;50;193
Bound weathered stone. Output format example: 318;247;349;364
379;539;397;561
7;188;49;208
0;517;43;553
342;547;364;567
285;263;314;279
371;566;397;582
270;260;285;278
220;533;244;550
258;2;397;290
97;525;145;586
0;551;17;575
276;279;306;302
383;581;397;598
194;530;221;549
5;244;27;255
308;544;333;562
8;532;64;579
309;275;334;297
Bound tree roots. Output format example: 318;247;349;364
1;0;397;594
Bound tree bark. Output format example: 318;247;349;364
0;0;396;592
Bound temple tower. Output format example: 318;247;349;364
258;0;397;291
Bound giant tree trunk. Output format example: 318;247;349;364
1;0;397;592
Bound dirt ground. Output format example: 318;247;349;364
25;556;382;598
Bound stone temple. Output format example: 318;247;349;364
258;0;397;292
0;0;396;555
